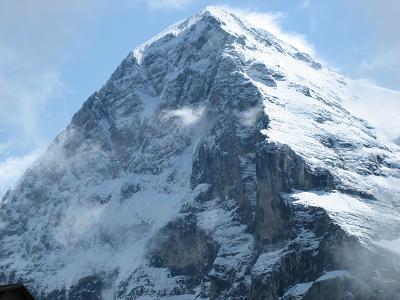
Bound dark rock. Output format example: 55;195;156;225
120;182;141;200
147;214;219;287
68;275;103;300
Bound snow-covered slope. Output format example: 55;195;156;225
0;7;399;299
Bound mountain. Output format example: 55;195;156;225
1;7;400;299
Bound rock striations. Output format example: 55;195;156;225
0;7;399;300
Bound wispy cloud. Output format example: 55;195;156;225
0;49;62;147
161;106;205;126
0;44;63;196
241;107;262;127
0;149;43;198
55;201;106;246
219;5;315;55
0;1;101;197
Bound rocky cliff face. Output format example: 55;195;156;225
1;7;400;300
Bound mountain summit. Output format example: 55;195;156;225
1;7;399;299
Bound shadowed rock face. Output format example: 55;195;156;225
1;7;400;300
255;142;333;245
148;214;218;283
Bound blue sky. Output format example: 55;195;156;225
0;0;399;195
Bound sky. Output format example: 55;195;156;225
0;0;399;196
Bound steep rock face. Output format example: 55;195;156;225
255;142;333;245
148;213;218;283
0;7;400;300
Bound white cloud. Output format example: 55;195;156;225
0;1;96;198
0;148;43;198
161;106;205;126
218;5;315;55
0;66;62;149
241;107;262;127
0;45;63;197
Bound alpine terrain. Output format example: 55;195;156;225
1;7;400;299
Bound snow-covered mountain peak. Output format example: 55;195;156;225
132;6;319;69
0;7;399;300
